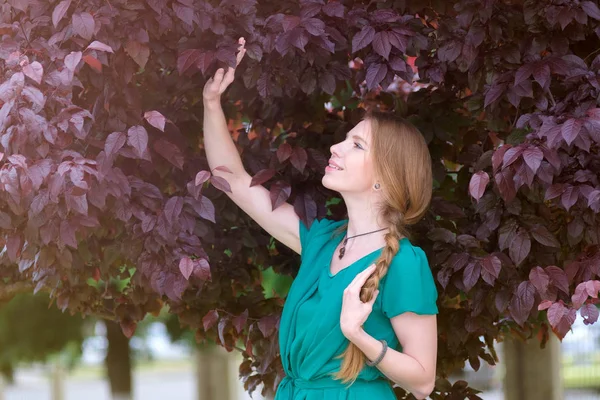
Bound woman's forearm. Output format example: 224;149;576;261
347;329;434;399
202;99;246;176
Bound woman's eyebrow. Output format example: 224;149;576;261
352;135;367;144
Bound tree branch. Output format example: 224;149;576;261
0;281;36;303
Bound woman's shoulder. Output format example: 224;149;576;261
299;217;345;255
387;238;433;277
301;217;345;237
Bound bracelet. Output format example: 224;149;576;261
366;339;388;367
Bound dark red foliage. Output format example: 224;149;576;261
2;0;600;398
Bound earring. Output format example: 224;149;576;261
374;183;381;190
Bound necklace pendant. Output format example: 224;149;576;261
339;246;345;259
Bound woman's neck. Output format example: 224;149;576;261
343;194;388;238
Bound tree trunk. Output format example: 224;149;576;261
503;334;563;400
50;361;64;400
104;320;132;400
195;345;232;400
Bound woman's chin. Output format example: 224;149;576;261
322;176;347;194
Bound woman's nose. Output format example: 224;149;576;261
330;141;342;157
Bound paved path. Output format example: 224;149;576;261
3;369;600;400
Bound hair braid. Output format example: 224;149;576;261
333;209;404;384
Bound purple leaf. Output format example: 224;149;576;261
502;146;523;168
546;266;570;294
290;28;310;52
52;0;71;28
72;12;95;41
462;262;481;291
446;252;470;272
303;18;325;36
60;220;78;248
164;196;183;221
258;315;278;337
533;63;551;89
202;310;219;331
193;258;211;281
352;25;375;53
522;146;543;174
173;2;194;26
322;1;344;17
300;2;322;18
143;110;166;132
294;192;317;227
530;225;560;247
290;147;308;173
509;281;535;326
250;169;276;187
179;257;194;280
105;132;127;157
365;63;388;90
582;1;600;20
210;176;232;193
561;186;579;211
438;40;462;62
372;31;391;60
6;234;22;262
481;255;502;286
270;181;291;210
22;61;43;84
282;16;301;32
514;63;535;85
232;310;249;334
494;169;517;202
538;300;553;311
561;118;582;145
547;302;576;339
484;84;506;108
319;71;336;95
581;303;600;325
127;125;149;157
153;139;184;169
64;51;82;71
86;41;114;53
195;170;211;186
177;49;202;75
388;30;408;52
124;41;150;69
529;266;550;294
371;9;398;23
509;229;531;265
469;171;489;201
141;214;156;233
277;143;293;162
199;196;215;223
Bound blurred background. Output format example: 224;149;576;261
1;293;600;400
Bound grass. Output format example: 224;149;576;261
67;359;193;380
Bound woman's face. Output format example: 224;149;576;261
322;120;376;194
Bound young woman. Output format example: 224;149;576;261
202;38;438;400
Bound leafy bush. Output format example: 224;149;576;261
2;0;600;398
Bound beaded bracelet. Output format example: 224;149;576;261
366;339;388;367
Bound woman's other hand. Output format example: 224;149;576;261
202;37;246;105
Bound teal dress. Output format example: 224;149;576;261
276;218;438;399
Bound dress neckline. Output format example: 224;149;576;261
327;230;408;278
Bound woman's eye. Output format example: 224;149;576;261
354;142;363;149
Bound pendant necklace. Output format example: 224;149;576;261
338;227;388;259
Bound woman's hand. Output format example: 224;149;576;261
202;37;246;105
340;264;379;341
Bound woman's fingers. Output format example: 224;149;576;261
213;68;225;83
221;66;236;89
204;38;246;99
